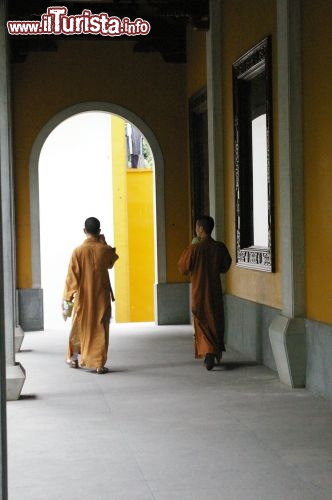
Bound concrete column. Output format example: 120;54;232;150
15;290;25;352
0;249;8;500
15;326;25;353
0;3;9;497
206;0;224;242
0;1;25;400
269;0;306;387
0;298;8;500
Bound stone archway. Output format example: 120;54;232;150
26;102;166;328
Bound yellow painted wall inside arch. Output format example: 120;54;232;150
111;115;154;322
111;115;130;322
127;169;154;321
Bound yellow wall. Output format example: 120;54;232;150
14;3;331;326
12;40;189;288
186;28;207;97
127;169;155;321
111;115;130;322
303;0;332;325
184;1;332;325
181;27;208;265
111;116;155;323
221;0;281;309
185;10;281;309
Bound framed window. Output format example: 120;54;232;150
233;37;275;272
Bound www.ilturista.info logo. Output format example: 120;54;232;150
7;6;151;36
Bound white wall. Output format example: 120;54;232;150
39;112;114;328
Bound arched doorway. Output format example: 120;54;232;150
29;102;166;328
39;112;115;328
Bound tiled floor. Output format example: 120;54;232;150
7;323;332;499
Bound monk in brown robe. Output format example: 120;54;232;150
178;216;231;370
63;217;119;374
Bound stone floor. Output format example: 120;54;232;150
7;322;332;499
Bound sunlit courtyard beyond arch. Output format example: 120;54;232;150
39;111;155;329
39;112;114;328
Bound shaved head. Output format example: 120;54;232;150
196;216;214;235
84;217;101;235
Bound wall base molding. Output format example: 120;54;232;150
155;282;190;325
224;294;278;371
15;325;25;352
269;315;306;388
306;319;332;400
6;362;26;401
17;288;44;331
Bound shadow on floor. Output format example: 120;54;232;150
215;360;259;371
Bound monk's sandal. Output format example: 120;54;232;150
204;353;215;371
96;366;109;374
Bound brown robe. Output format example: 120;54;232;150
63;236;119;368
178;236;231;360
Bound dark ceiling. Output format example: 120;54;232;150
7;0;209;63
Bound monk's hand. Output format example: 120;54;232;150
62;300;74;321
99;234;106;244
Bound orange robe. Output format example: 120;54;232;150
178;236;231;360
63;236;119;368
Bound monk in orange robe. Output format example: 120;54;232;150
178;216;231;370
63;217;119;374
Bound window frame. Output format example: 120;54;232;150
232;36;275;272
